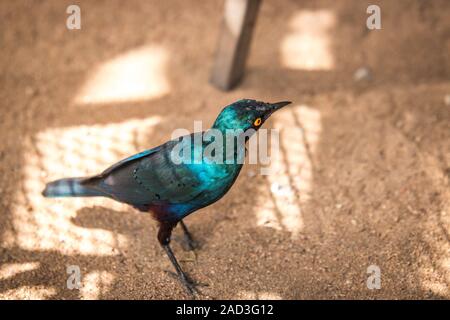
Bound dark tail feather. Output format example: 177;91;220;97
42;177;104;198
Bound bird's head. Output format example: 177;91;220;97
212;99;292;133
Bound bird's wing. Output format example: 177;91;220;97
99;147;162;177
93;135;206;206
131;137;207;204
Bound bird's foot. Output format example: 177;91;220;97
180;273;201;298
164;270;204;298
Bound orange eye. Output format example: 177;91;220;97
253;118;262;126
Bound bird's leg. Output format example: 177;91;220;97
158;221;198;297
179;220;198;251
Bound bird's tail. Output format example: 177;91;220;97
42;177;104;198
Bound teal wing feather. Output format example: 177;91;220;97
132;144;205;203
87;133;241;217
99;147;161;177
92;135;205;206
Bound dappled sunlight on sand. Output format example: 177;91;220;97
80;271;115;299
0;262;40;280
75;45;170;105
4;117;161;256
280;10;336;70
0;286;56;300
419;192;450;295
256;105;322;237
235;290;282;300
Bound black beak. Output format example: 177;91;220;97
270;101;292;111
263;101;291;119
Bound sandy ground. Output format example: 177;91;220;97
0;0;449;299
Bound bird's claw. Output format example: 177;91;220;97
164;270;204;298
181;275;200;298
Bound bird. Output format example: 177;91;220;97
42;99;291;296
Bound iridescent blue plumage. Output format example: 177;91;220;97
42;99;291;295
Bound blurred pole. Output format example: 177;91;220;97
210;0;261;91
